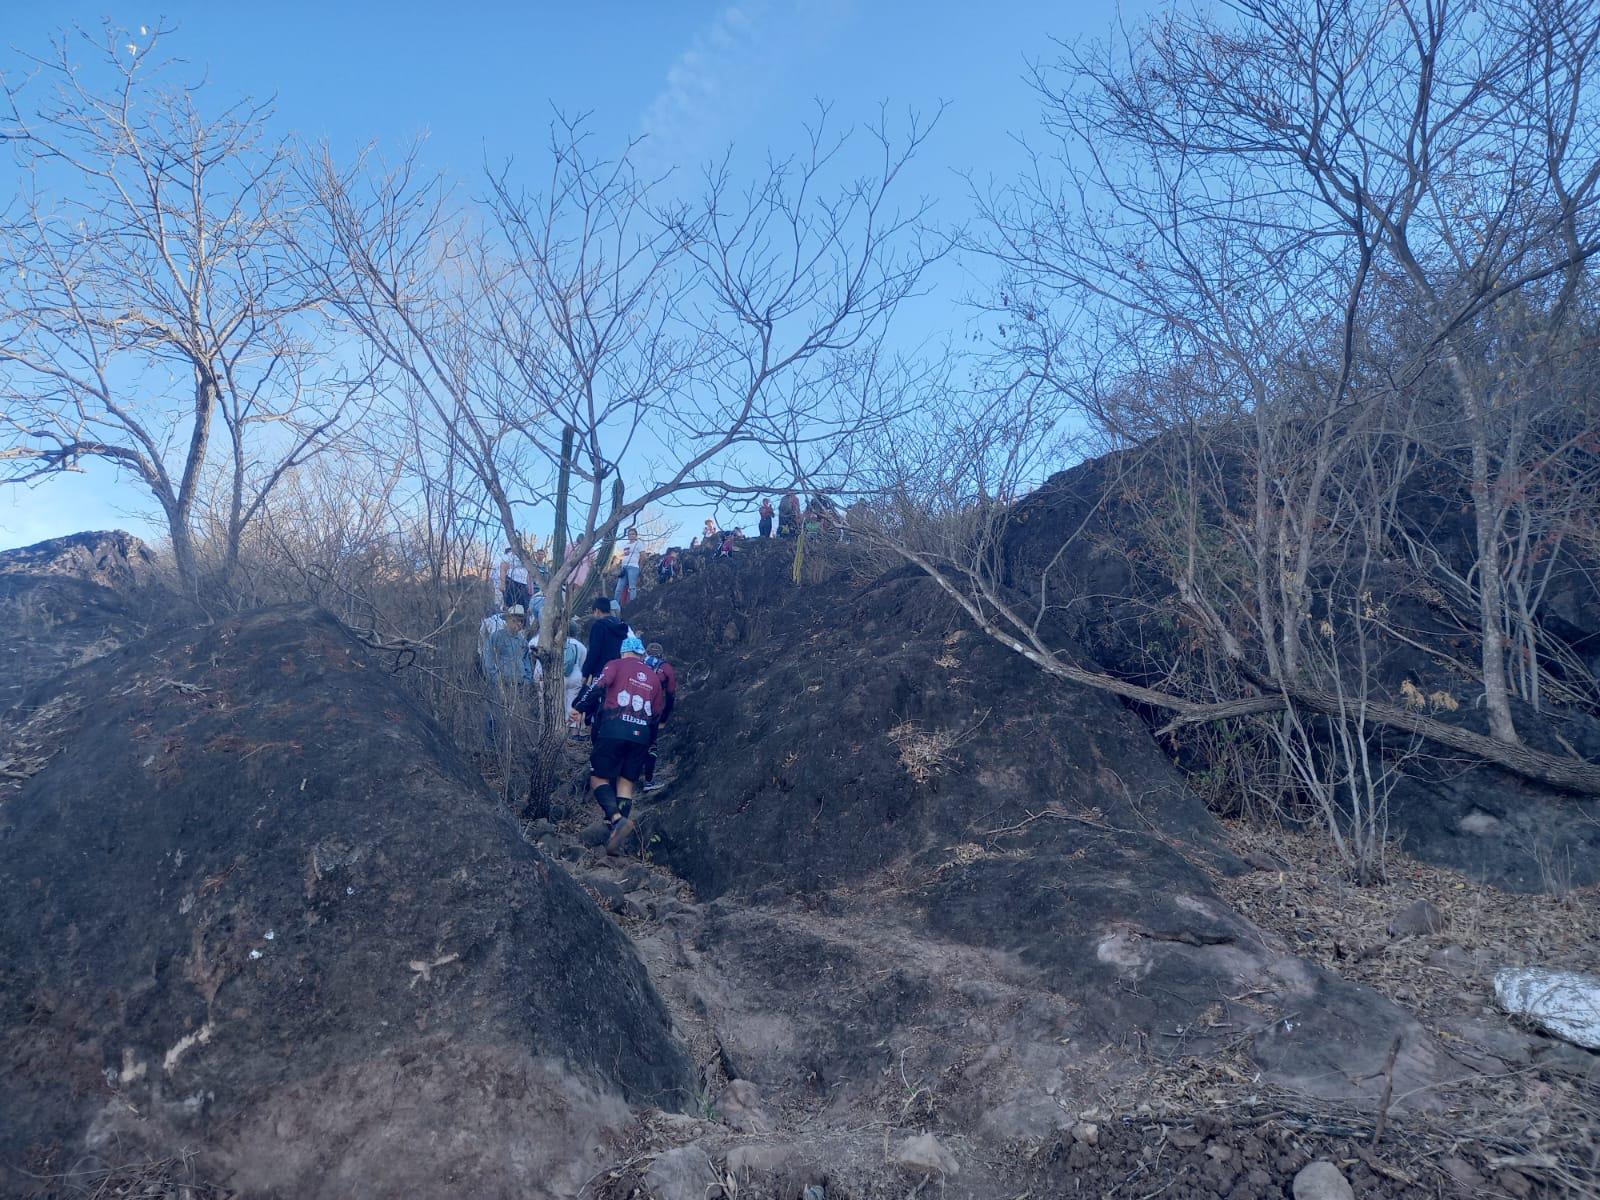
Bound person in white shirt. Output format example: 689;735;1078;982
612;527;642;607
498;546;531;609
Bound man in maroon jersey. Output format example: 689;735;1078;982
571;635;662;854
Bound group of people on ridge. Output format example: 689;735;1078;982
478;528;678;855
652;493;845;586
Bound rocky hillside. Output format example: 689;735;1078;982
620;544;1450;1126
3;531;1594;1198
0;531;158;712
1003;455;1600;892
0;538;688;1198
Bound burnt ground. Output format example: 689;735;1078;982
1002;455;1600;893
4;532;1596;1199
516;794;1595;1200
1;604;689;1199
543;538;1594;1199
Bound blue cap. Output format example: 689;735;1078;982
621;635;645;655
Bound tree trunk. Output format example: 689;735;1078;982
1451;354;1520;745
169;519;200;596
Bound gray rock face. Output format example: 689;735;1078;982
895;1132;958;1176
0;605;690;1196
1387;897;1446;939
1495;967;1600;1050
1292;1159;1355;1200
645;1146;720;1200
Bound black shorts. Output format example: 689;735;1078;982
591;738;650;783
503;579;531;609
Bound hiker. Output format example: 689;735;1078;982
643;641;678;791
613;527;642;608
716;531;737;558
657;547;680;584
571;636;664;853
485;605;532;685
483;604;531;743
758;498;775;538
499;546;532;610
778;491;800;537
476;608;504;679
562;619;587;735
570;545;597;591
702;517;719;543
582;597;632;684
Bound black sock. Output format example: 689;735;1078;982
617;794;633;820
595;782;619;822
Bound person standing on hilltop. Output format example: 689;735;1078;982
498;545;531;610
758;497;774;538
572;635;663;853
613;526;642;608
778;491;800;538
702;516;718;543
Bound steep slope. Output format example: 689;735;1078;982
618;541;1453;1134
1003;453;1600;891
0;603;690;1199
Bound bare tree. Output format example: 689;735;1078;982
866;0;1600;877
305;112;939;804
0;24;354;592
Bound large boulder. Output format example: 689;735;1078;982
0;604;690;1197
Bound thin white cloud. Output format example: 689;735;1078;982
638;0;852;170
640;1;770;163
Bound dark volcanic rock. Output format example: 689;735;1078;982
629;541;1236;901
0;605;689;1197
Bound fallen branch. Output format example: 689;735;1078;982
891;545;1600;798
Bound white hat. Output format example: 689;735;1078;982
505;604;526;617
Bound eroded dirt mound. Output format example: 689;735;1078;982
0;604;690;1198
617;543;1451;1123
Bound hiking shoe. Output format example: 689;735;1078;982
642;779;665;793
604;816;636;855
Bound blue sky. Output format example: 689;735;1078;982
1;0;1146;550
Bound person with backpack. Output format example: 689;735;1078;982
656;547;680;584
582;597;632;683
643;641;678;791
758;498;775;538
571;636;663;853
562;619;587;737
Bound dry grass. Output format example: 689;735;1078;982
886;721;962;784
22;1151;234;1199
1198;818;1600;1199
